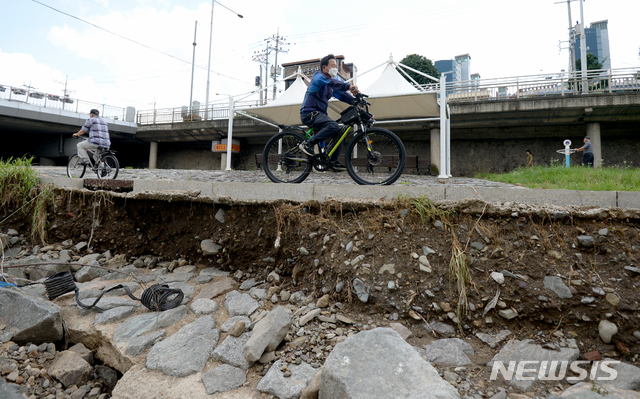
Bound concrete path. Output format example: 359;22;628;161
34;167;640;209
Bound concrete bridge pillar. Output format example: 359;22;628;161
430;128;441;175
587;123;602;168
149;142;158;169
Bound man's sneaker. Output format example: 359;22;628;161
299;140;319;156
77;159;91;166
330;161;347;172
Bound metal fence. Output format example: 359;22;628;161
135;99;263;125
428;67;640;102
0;84;127;120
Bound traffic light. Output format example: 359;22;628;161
255;76;261;86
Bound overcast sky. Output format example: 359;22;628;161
1;0;638;112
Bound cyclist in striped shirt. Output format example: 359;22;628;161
73;109;111;165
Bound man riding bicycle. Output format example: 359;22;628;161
299;54;359;171
72;109;111;166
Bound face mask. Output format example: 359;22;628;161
328;68;338;78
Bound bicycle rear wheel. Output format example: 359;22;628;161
67;155;86;178
96;154;119;179
262;130;312;184
345;127;406;185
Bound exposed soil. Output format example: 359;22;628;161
3;187;640;396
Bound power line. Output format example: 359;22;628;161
30;0;251;86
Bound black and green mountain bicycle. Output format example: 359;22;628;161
262;93;406;185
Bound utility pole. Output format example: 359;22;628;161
252;29;289;102
252;41;271;104
270;29;289;100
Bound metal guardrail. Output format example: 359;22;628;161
0;84;127;120
427;67;640;102
135;68;639;126
136;99;265;125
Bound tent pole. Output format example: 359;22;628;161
438;74;448;179
225;96;234;171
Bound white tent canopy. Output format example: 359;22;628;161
250;61;440;125
233;57;451;178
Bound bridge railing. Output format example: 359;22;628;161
431;67;640;102
0;84;126;120
136;99;262;125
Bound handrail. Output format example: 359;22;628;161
135;67;639;126
0;84;127;120
429;67;639;102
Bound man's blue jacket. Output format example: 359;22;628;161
300;71;355;116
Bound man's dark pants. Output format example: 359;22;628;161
583;152;594;167
301;112;343;161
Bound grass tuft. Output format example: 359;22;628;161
0;157;54;244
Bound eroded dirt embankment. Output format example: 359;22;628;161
3;187;640;397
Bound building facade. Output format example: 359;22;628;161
454;54;471;82
574;20;611;70
434;59;461;84
282;55;356;90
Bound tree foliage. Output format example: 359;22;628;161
575;53;603;71
399;54;439;86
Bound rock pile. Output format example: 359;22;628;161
1;222;640;399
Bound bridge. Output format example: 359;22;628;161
1;67;639;175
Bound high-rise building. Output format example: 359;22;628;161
574;20;611;70
454;54;471;82
434;59;461;83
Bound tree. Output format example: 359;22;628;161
398;54;439;86
575;53;603;71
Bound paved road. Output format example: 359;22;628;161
33;167;518;188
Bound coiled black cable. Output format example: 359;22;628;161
123;283;184;311
43;272;183;312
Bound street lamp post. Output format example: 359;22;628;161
189;21;198;120
204;1;243;120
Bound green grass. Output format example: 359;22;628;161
0;157;54;244
477;164;640;191
0;157;39;210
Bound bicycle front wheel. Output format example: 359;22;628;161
67;155;86;178
262;130;312;183
96;155;119;179
345;127;406;185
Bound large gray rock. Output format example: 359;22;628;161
212;332;255;370
544;276;573;299
195;276;237;300
94;306;136;325
48;351;93;388
224;290;260;317
555;381;640;399
487;339;580;390
28;261;70;281
190;298;218;315
0;377;24;399
256;359;317;399
146;315;220;377
244;306;291;362
419;338;474;366
75;263;109;283
593;359;640;391
0;287;63;344
202;364;247;395
157;272;195;283
126;330;166;357
320;328;460;399
220;316;251;332
113;305;187;343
